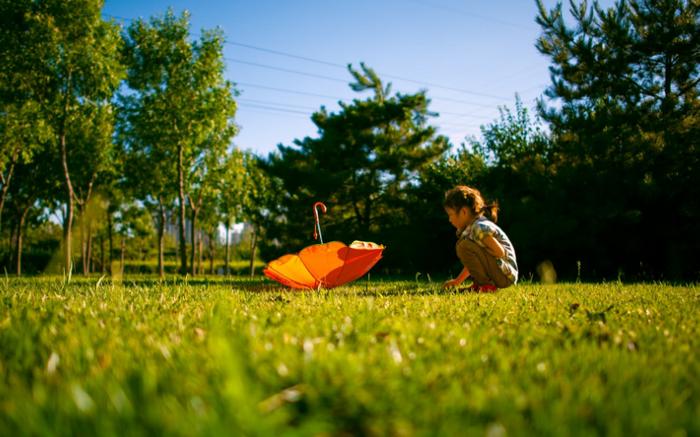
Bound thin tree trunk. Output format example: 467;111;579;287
198;229;203;275
80;209;88;275
60;132;75;275
208;229;215;275
107;210;113;275
0;147;19;232
8;221;16;266
158;199;166;279
189;208;198;276
15;207;29;276
86;223;93;274
100;235;105;274
119;237;125;276
177;143;188;276
15;221;22;276
249;226;258;278
225;221;231;276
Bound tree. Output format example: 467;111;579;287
0;0;52;233
0;103;50;234
536;0;699;279
118;68;177;278
403;146;487;274
263;63;449;257
243;153;282;277
66;102;119;274
217;148;246;276
121;9;238;276
114;202;154;276
187;150;222;276
467;97;556;278
4;146;58;275
15;0;124;274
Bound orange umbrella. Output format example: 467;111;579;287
263;202;385;289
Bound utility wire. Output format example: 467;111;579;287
238;95;500;120
238;80;505;110
227;58;348;83
238;98;318;112
236;82;341;100
238;103;311;116
104;12;515;101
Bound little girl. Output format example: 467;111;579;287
442;185;518;292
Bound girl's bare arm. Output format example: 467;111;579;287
482;235;506;259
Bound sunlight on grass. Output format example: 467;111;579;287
0;277;697;435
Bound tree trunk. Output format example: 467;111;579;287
80;209;88;275
158;199;166;279
100;235;105;274
177;143;188;276
208;229;215;275
107;210;113;275
60;132;75;275
249;226;258;278
86;224;93;274
119;236;125;276
225;221;231;276
189;208;198;276
198;229;203;275
8;221;16;267
0;147;19;233
15;207;29;276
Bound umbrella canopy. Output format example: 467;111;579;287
263;202;385;289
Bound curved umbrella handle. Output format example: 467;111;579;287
313;201;327;243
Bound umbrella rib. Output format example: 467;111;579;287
265;264;314;289
297;252;323;288
332;255;350;287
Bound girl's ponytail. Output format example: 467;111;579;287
481;202;499;223
445;185;500;222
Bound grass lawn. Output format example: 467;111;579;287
0;276;697;436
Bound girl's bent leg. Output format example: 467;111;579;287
456;238;511;288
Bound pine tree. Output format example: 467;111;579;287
536;0;699;278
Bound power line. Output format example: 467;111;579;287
238;103;310;116
226;41;345;69
238;80;506;110
238;95;501;121
104;12;514;101
236;82;341;101
436;110;494;120
238;98;318;112
224;40;511;100
226;58;348;83
104;11;531;124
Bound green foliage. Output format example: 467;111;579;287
535;0;700;279
217;148;246;228
0;279;697;435
466;97;565;280
119;8;238;276
262;64;449;260
397;147;487;274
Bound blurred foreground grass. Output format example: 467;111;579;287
0;276;698;436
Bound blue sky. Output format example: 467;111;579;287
103;0;606;156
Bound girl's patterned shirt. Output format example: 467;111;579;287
460;216;518;284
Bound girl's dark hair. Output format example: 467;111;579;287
443;185;499;223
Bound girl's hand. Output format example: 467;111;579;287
443;267;470;288
443;279;461;289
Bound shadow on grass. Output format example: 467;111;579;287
4;274;501;298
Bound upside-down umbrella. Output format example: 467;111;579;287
263;202;385;289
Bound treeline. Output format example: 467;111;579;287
259;0;700;281
1;0;698;281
